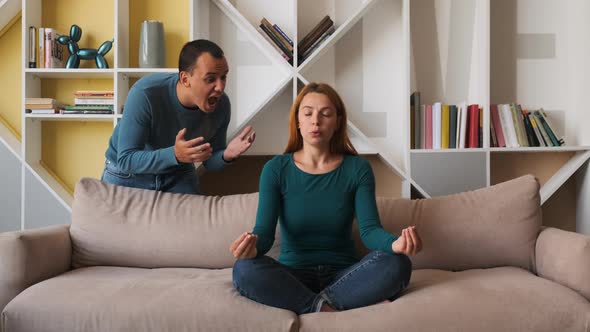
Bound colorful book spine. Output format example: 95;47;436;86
411;92;421;149
425;104;433;149
441;104;450;149
500;104;518;147
538;109;565;146
449;105;457;149
468;104;479;148
420;105;426;149
532;111;553;146
458;102;467;149
38;27;44;69
261;18;293;52
490;104;506;147
432;102;441;149
273;24;293;46
257;27;291;63
528;113;546;146
259;24;293;61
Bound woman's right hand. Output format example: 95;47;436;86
229;232;258;259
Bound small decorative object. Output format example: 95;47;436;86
139;20;166;68
57;24;114;69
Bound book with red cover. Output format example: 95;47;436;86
468;104;479;148
490;104;506;147
425;104;433;149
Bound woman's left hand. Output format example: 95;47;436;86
392;226;422;256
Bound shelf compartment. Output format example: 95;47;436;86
411;151;488;197
490;0;590;147
117;0;190;69
296;0;378;71
211;0;293;74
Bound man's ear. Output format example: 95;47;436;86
179;71;191;87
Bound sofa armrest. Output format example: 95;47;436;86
535;227;590;300
0;225;71;314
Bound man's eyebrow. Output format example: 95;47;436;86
205;70;229;76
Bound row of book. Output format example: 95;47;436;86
410;92;566;149
25;91;114;115
490;104;564;147
411;103;484;149
28;26;66;69
411;91;485;149
257;15;335;64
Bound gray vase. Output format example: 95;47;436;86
139;20;165;68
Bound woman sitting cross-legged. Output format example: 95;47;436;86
230;82;423;314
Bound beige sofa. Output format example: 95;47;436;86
1;175;589;332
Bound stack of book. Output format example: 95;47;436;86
490;104;564;147
298;15;335;62
25;98;66;114
257;17;294;64
410;92;483;149
61;91;114;115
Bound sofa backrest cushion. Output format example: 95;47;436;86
70;178;258;269
353;175;542;271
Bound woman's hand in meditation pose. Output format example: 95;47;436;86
230;232;258;259
392;226;422;256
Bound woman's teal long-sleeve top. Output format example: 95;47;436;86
253;153;397;268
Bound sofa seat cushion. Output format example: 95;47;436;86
299;267;590;332
2;266;297;332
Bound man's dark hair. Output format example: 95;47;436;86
178;39;224;74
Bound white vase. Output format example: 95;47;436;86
139;20;165;68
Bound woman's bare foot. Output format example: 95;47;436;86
320;303;338;312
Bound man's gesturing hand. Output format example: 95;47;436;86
223;126;256;162
174;128;213;163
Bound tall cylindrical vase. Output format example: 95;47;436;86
139;20;165;68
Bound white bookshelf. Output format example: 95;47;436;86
15;0;590;232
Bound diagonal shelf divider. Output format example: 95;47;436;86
1;122;74;215
211;0;293;76
0;120;21;158
26;161;73;211
296;0;378;73
540;150;590;205
228;74;293;139
410;178;432;199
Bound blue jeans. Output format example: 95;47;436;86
100;160;200;194
232;251;412;315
